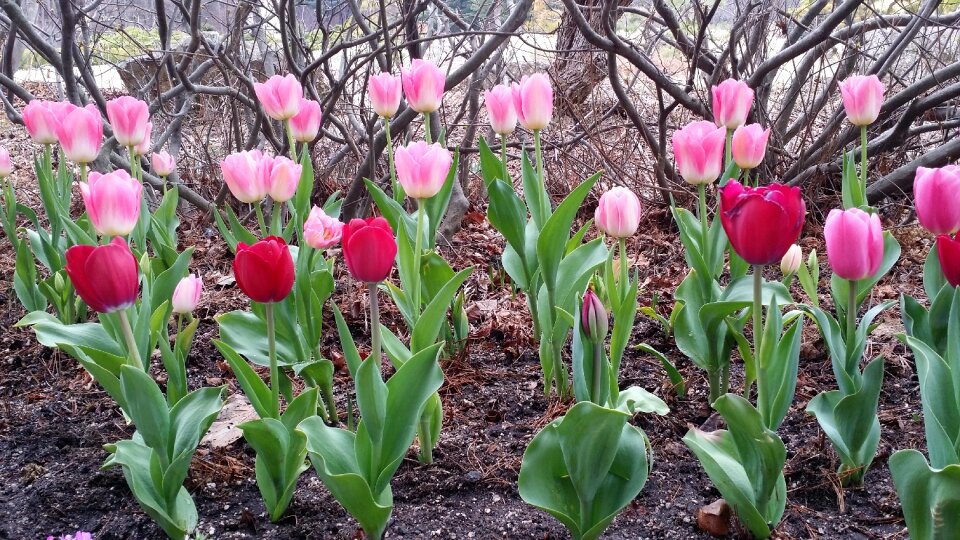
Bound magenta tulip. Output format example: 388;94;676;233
65;237;139;313
343;217;397;283
220;150;268;203
106;96;150;147
254;74;303;121
172;274;202;314
368;73;402;118
267;156;302;202
484;84;517;135
290;98;322;142
824;208;883;281
720;180;806;266
595;186;642;238
839;75;884;126
914;166;960;235
712;79;754;129
57;104;103;164
234;236;295;303
394;141;452;199
80;169;142;237
512;74;553;131
938;234;960;287
22;100;65;144
0;147;11;177
672;121;727;185
152;151;176;177
581;288;608;341
731;124;771;170
401;59;445;114
303;206;344;249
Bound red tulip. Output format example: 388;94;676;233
937;234;960;288
342;217;397;282
233;236;295;303
65;237;139;313
720;180;806;266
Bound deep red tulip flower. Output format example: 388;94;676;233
234;236;295;303
937;234;960;288
720;180;806;266
343;217;398;283
65;237;139;313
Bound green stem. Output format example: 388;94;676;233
500;136;508;181
117;309;143;370
266;302;280;418
270;200;282;236
618;237;628;300
368;282;382;369
697;183;709;273
592;340;603;404
744;169;752;187
708;369;721;405
385;118;403;203
846;279;858;342
255;203;267;237
752;265;764;399
127;146;140;182
418;412;434;464
79;163;88;184
413;199;425;318
724;128;733;174
860;125;868;202
286;120;298;162
423;112;432;144
534;129;549;221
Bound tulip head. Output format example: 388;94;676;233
220;150;269;203
65;237;139;313
151;151;176;177
512;74;553;131
938;234;960;288
57;104;103;164
303;206;344;249
0;146;11;177
672;121;727;185
595;186;642;238
720;180;806;266
401;59;445;114
23;100;63;144
343;217;397;283
780;244;802;276
839;75;884;126
106;96;150;147
484;84;517;135
712;79;754;129
254;74;303;120
234;236;295;303
581;288;608;342
368;73;402;118
172;274;202;314
914;166;960;235
267;156;302;202
731;124;771;170
133;122;152;156
394;141;452;200
80;169;142;237
824;208;884;281
290;98;323;143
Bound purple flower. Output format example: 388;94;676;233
48;531;92;540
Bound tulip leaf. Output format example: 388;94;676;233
411;267;472;353
890;450;960;540
213;339;276;420
522;151;549;229
831;232;900;319
216;310;300;368
424;150;458;249
292;150;315;226
635;343;686;397
924;245;949;301
364;178;417;245
904;335;960;468
240;417;310;522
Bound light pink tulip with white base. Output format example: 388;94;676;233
254;74;303;120
303;206;344;249
268;156;302;202
712;79;754;129
672;121;727;185
221;150;269;203
394;141;452;199
401;60;445;114
595;187;642;238
171;274;202;314
0;147;11;177
368;73;402;118
152;151;176;177
23;100;65;144
290;98;323;143
512;74;553;131
484;84;517;135
80;169;142;237
731;124;771;170
57;104;103;164
106;96;150;147
839;75;884;126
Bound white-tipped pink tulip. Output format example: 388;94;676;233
712;79;754;129
512;74;553;131
254;74;303;120
401;59;445;114
368;73;402;118
303;206;344;249
57;104;103;164
289;98;322;143
484;84;517;136
394;141;452;200
731;124;771;170
152;151;176;177
268;156;302;202
23;100;65;144
221;150;268;203
106;96;150;147
80;169;142;236
839;75;884;126
171;274;202;314
595;186;642;238
672;121;727;185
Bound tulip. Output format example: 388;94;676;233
512;73;553;131
824;208;883;281
720;180;806;266
369;73;402;118
0;147;11;177
80;169;142;237
152;150;176;177
23;100;65;144
394;141;452;199
914;166;960;235
172;274;202;314
106;96;150;147
581;288;608;342
484;84;517;135
343;217;397;283
221;150;269;203
839;75;884;126
401;59;445;114
938;234;960;287
672;121;727;185
781;244;802;276
65;237;138;313
254;74;303;120
303;206;344;249
712;79;754;129
595;187;642;238
290;98;322;143
234;236;295;303
731;124;771;170
267;156;302;202
57;104;103;164
133;122;152;156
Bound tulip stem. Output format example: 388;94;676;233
592;340;603;404
724;128;733;177
859;125;868;203
266;302;280;418
270;200;282;236
500;136;508;181
618;237;628;300
413;199;425;318
255;203;267;237
423;112;432;144
118;309;143;371
534;129;549;221
697;183;709;272
846;279;858;342
385;118;404;203
368;282;382;369
286;120;298;162
753;264;764;365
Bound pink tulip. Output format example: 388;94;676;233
672;121;727;185
839;75;884;126
134;122;152;156
401;59;445;113
394;141;452;199
106;96;150;147
303;206;344;249
368;73;402;118
512;74;553;131
712;79;754;129
268;156;302;202
825;208;883;281
914;166;960;235
221;150;269;203
0;147;11;177
80;169;142;237
289;98;322;143
23;100;67;144
484;84;517;135
152;150;176;177
731;124;771;170
254;74;303;120
57;104;103;164
171;274;202;314
595;186;642;238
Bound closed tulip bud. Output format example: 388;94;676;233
780;244;802;276
133;122;152;156
234;236;295;303
914;166;960;235
731;124;771;170
23;100;63;144
0;147;11;177
151;150;176;177
595;186;642;238
303;206;344;249
712;79;754;129
267;156;302;202
512;74;553;131
254;74;303;120
484;84;517;135
839;75;884;126
394;141;452;200
106;96;150;147
221;150;269;203
343;217;397;283
720;180;806;266
937;234;960;288
402;59;445;114
824;208;883;281
368;73;402;118
290;98;322;142
57;104;103;164
581;289;608;342
672;121;727;185
80;169;142;237
171;274;202;314
65;237;139;313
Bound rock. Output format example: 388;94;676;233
696;499;731;537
